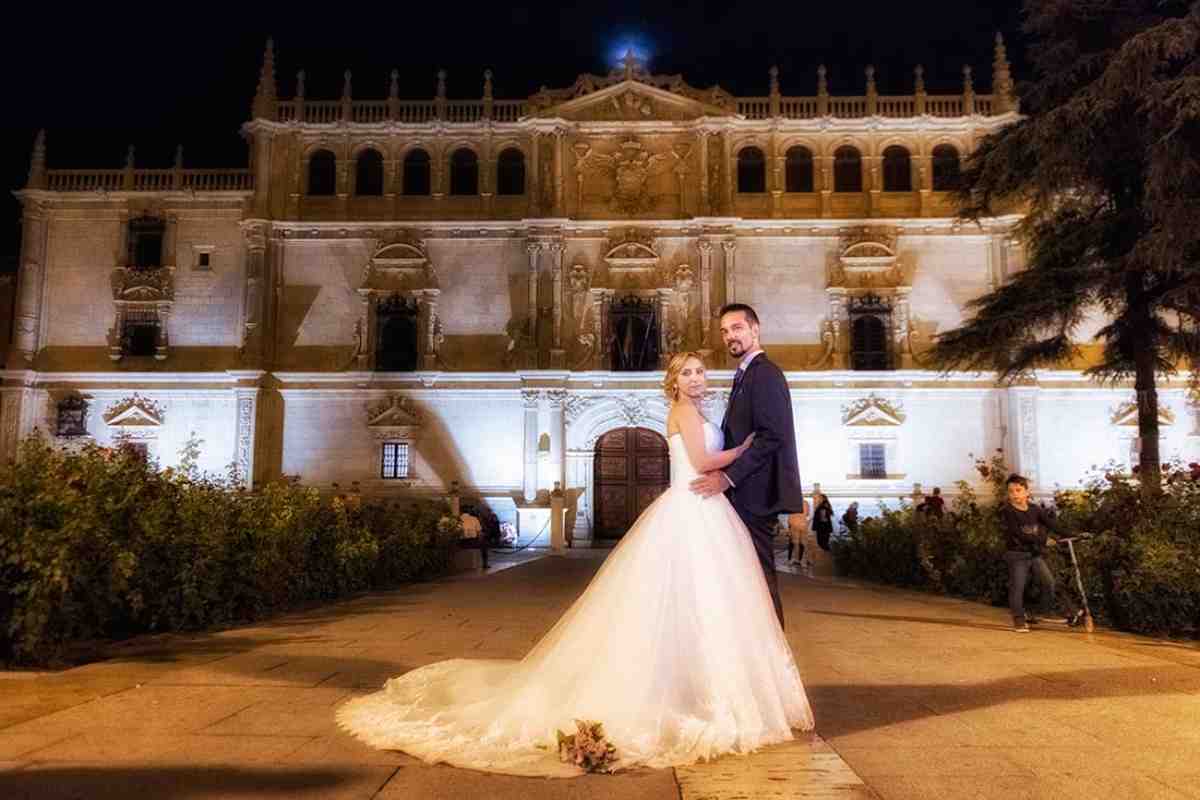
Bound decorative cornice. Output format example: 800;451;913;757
842;393;906;426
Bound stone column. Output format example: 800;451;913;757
698;132;710;216
819;155;833;218
252;128;273;218
522;389;540;502
525;242;541;367
233;386;261;489
590;289;609;370
770;132;783;218
528;132;541;216
917;150;932;217
657;288;673;367
866;155;882;217
547;389;567;490
721;132;733;215
721;239;737;308
12;200;49;365
335;147;350;221
553;130;566;217
547;241;565;367
420;291;441;369
239;222;269;367
698;239;714;347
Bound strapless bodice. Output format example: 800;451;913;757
669;421;724;486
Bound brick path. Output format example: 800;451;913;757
2;549;1198;799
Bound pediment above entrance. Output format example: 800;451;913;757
526;55;736;121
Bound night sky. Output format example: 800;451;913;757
0;1;1025;264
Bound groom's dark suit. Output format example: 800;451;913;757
720;352;804;627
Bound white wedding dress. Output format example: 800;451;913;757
337;421;813;776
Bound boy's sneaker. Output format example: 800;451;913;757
1013;623;1031;633
1025;614;1041;625
1067;610;1086;627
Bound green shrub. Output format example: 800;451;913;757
832;451;1200;638
0;436;462;665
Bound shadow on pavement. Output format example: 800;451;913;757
0;765;368;800
808;664;1195;738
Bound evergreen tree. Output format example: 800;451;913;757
929;0;1200;491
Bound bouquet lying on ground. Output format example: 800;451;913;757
557;719;619;773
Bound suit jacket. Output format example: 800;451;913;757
720;353;804;518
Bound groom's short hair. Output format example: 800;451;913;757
718;303;760;326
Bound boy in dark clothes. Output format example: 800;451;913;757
1001;474;1086;633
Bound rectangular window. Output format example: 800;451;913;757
196;251;211;270
381;441;410;479
860;443;887;479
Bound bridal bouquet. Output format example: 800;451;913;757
557;719;619;773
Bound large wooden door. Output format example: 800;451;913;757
593;427;669;540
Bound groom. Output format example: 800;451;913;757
690;304;804;627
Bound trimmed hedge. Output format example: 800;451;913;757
0;437;462;665
833;453;1200;638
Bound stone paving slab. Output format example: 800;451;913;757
3;551;1200;799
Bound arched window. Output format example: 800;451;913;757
784;146;814;193
882;145;912;191
355;148;384;196
736;146;766;193
833;146;862;192
402;149;431;196
449;148;479;196
932;144;962;191
496;148;525;196
307;149;336;196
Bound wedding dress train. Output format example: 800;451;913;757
336;422;813;776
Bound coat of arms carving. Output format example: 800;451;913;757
577;137;675;215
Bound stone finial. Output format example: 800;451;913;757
252;37;278;119
993;32;1015;113
174;144;184;170
769;65;780;97
436;68;447;100
963;64;976;115
389;69;399;99
296;69;306;99
817;64;828;96
914;64;926;94
865;65;877;115
125;145;136;170
342;69;353;101
26;129;46;189
483;68;493;100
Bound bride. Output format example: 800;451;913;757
337;351;814;776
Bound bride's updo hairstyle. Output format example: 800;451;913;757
663;351;707;401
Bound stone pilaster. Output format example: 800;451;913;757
1009;384;1041;488
547;241;565;367
252;128;273;218
12;200;50;366
522;389;540;502
698;239;714;347
721;239;737;309
232;382;262;489
525;241;541;367
553;130;566;217
547;389;567;491
239;221;270;367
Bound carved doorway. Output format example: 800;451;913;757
592;427;669;540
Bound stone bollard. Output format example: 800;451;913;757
550;481;566;555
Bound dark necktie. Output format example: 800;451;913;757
730;367;746;399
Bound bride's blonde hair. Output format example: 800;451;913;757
662;351;708;401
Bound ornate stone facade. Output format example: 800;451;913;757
2;40;1196;541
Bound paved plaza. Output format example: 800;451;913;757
2;548;1199;799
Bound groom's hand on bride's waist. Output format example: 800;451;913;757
690;471;732;498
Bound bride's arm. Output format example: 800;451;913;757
675;404;750;473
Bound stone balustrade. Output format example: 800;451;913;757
44;168;253;193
